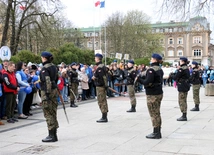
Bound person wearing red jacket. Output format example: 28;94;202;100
2;61;19;123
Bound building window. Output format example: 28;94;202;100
178;38;183;44
178;28;183;32
168;38;174;44
194;49;201;57
95;33;99;36
193;36;202;43
177;50;183;56
169;28;173;32
95;42;98;47
87;42;92;47
168;50;174;56
156;29;159;33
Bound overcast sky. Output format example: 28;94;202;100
60;0;214;41
60;0;161;28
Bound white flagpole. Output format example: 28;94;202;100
99;4;102;51
104;1;107;65
93;0;96;52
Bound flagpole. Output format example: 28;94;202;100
93;0;96;52
99;5;102;52
104;1;107;65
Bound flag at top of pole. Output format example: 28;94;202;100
95;1;105;8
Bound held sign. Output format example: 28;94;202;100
0;46;11;61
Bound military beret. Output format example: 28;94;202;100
192;61;198;65
180;56;188;62
95;53;103;59
41;51;52;58
128;60;135;64
152;53;162;61
113;59;117;62
70;62;76;66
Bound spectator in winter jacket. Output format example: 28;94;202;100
79;67;89;100
3;61;19;123
16;62;29;119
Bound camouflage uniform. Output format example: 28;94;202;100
147;94;163;127
173;64;190;120
125;66;137;112
137;62;163;139
68;68;79;107
193;85;200;104
40;61;59;142
94;62;108;122
190;67;201;111
178;92;188;113
96;87;108;113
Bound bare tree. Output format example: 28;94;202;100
1;0;62;55
158;0;214;20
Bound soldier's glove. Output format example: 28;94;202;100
105;86;108;90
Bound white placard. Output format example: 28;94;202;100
95;49;102;54
0;46;11;61
124;54;129;60
115;53;122;60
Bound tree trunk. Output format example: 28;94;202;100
1;0;13;47
10;5;16;55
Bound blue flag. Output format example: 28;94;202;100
100;1;105;8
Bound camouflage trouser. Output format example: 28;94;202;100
69;83;78;102
96;87;108;113
127;85;136;106
41;89;59;130
178;92;188;113
193;84;200;104
147;94;163;128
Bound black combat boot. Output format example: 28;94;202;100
177;113;187;121
42;129;57;142
126;105;136;112
54;128;58;141
146;127;162;139
70;101;78;108
190;104;199;111
96;113;108;123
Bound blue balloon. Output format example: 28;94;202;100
24;86;32;94
33;75;39;81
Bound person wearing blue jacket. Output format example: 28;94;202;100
16;62;29;119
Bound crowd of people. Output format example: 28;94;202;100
0;56;214;127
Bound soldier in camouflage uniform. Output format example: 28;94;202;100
173;57;190;121
124;60;137;112
68;62;78;108
190;61;201;111
92;53;108;123
40;51;59;142
137;53;164;139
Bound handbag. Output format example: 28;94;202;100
32;91;41;104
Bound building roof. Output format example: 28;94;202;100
151;21;189;28
80;27;101;32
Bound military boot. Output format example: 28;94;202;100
177;113;187;121
70;101;78;108
96;113;108;123
126;105;136;112
42;129;57;142
54;128;58;141
146;127;162;139
190;104;199;111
